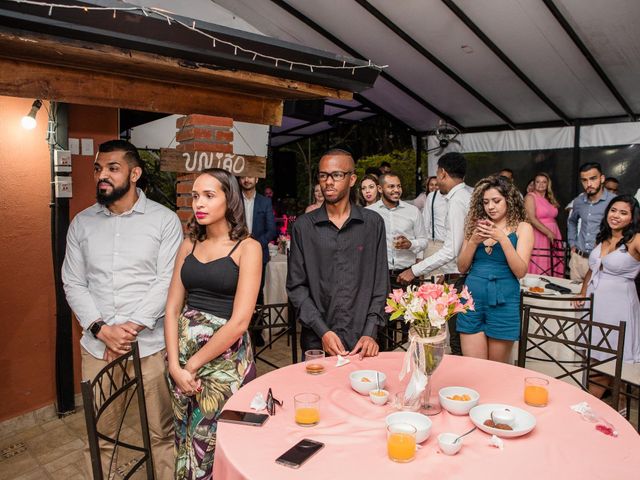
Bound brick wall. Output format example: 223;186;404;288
174;115;234;229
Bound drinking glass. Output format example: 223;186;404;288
387;423;417;463
304;349;325;375
294;393;320;426
524;377;549;407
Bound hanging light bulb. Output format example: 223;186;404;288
21;99;42;130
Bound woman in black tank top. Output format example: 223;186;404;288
164;169;262;479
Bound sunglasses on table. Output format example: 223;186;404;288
266;388;283;416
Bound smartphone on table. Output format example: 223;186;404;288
275;438;324;469
218;410;269;427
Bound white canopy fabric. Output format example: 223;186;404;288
210;0;639;137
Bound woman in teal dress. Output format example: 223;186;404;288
457;176;534;363
165;168;262;479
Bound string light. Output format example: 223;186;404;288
7;0;387;73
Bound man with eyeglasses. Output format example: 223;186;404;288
287;149;389;359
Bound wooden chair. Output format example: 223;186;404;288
250;302;298;368
518;292;626;408
81;342;154;480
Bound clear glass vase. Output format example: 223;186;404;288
410;326;446;415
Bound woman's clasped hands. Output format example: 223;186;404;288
170;364;202;397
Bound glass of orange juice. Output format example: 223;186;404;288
294;393;320;427
387;423;417;463
304;349;325;375
524;377;549;407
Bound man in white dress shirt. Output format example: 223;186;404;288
367;172;427;287
397;153;472;355
62;140;182;479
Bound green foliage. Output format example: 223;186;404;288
139;149;177;210
357;149;422;198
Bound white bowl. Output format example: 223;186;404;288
349;370;386;395
439;387;480;415
522;276;542;288
369;389;389;405
385;412;432;443
438;433;463;455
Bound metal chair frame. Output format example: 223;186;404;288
81;342;154;480
250;302;297;368
518;292;626;408
529;240;569;278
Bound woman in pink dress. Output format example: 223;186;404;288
525;172;565;276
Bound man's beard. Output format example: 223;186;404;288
96;179;131;205
586;183;603;198
322;188;348;205
382;191;399;205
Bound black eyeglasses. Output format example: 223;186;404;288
266;388;282;416
317;170;353;182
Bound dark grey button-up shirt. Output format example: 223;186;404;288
286;203;389;350
567;189;614;253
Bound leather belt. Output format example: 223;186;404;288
575;249;590;259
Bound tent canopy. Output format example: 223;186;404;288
213;0;640;144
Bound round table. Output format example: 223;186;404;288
213;353;639;479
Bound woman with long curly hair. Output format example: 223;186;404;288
577;195;640;363
456;176;534;363
165;168;262;478
525;172;565;276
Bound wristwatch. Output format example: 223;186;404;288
89;320;106;339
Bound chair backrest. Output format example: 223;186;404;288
518;292;626;407
529;240;568;278
81;342;154;480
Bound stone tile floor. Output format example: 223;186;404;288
0;335;300;479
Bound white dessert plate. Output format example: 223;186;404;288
469;403;536;438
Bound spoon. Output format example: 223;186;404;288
454;426;477;443
376;371;381;392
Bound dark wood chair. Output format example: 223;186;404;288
81;342;154;480
529;240;569;278
518;292;626;408
250;302;298;368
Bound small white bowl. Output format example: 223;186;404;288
349;370;386;395
385;411;432;443
439;387;480;415
491;408;516;428
369;389;389;405
438;433;463;455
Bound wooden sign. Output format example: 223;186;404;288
160;149;266;178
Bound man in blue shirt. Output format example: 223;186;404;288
567;162;614;281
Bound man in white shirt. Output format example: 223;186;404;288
367;173;427;287
62;140;182;479
422;185;448;277
397;152;472;355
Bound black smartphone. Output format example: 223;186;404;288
217;410;269;427
275;439;324;469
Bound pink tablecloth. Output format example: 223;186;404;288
213;353;639;480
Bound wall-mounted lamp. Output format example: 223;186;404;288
21;99;42;130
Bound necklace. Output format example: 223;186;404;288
482;227;512;255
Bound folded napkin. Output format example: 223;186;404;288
250;392;266;411
336;355;350;367
489;435;504;450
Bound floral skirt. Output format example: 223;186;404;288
167;308;255;480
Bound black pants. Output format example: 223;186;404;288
444;274;467;356
250;262;268;346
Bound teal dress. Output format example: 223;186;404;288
457;232;521;341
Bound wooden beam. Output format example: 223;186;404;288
0;29;352;102
0;58;284;126
160;149;266;178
